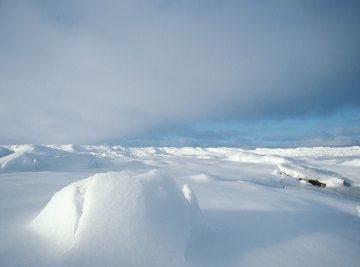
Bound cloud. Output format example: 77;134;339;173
1;0;360;144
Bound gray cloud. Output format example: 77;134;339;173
262;129;360;148
1;0;360;144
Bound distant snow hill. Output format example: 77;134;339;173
1;144;359;188
0;145;98;172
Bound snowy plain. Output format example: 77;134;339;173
0;145;359;267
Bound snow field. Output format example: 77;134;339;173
0;145;360;266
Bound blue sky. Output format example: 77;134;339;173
0;0;359;147
118;109;360;147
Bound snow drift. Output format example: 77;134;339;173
30;170;202;266
276;163;349;187
0;145;97;172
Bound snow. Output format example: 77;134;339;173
0;145;98;172
255;146;360;158
342;158;360;166
276;163;346;187
30;170;200;266
0;145;360;267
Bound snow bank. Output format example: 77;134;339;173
228;151;287;165
30;170;202;266
0;145;97;172
277;164;346;187
221;148;355;188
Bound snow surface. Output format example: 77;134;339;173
0;145;360;267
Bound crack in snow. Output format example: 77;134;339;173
73;184;86;242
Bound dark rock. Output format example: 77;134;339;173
307;179;326;187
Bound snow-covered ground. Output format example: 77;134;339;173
1;145;359;267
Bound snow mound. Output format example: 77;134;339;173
0;145;97;172
228;151;287;165
277;163;347;187
342;159;360;166
30;170;202;266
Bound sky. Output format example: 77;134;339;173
0;0;359;148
